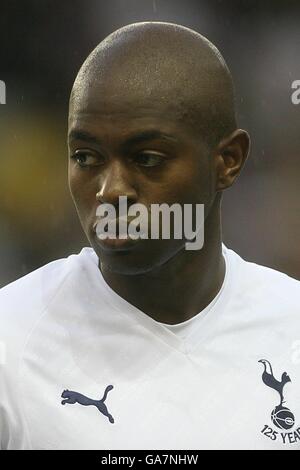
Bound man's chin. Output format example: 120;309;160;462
88;234;182;276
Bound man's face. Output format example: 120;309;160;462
68;88;216;275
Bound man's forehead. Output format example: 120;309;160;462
69;52;214;137
70;83;190;117
68;92;196;135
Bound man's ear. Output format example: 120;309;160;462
214;129;250;191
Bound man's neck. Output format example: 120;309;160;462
98;206;225;325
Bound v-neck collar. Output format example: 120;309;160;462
81;245;234;355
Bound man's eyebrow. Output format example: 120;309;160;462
122;130;177;149
68;129;178;147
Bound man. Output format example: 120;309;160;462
0;22;299;450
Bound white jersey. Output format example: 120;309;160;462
0;245;300;450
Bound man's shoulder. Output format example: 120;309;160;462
1;255;68;309
226;246;300;308
0;247;94;337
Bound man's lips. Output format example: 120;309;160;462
92;217;147;250
92;216;147;237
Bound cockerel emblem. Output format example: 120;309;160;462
259;359;295;430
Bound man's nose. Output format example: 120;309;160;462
96;160;138;207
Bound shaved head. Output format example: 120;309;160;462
70;21;237;148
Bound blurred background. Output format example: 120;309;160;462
0;0;299;287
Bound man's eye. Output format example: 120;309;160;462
71;151;102;167
135;152;165;167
